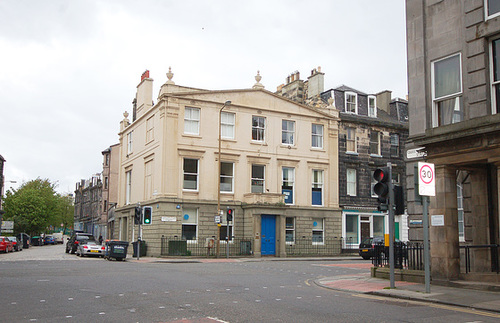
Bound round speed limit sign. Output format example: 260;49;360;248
418;162;435;196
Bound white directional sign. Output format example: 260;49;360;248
418;162;435;196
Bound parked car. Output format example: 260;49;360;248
76;240;105;257
31;236;44;246
0;236;14;253
17;233;30;249
66;232;95;254
359;237;405;260
7;236;22;251
52;232;64;244
44;235;56;245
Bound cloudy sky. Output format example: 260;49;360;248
0;0;407;195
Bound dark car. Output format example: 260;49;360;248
359;237;406;260
31;236;44;246
359;237;385;260
66;232;95;254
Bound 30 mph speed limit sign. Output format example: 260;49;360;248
418;162;435;196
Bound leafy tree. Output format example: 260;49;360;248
3;178;60;236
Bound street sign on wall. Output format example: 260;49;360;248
418;162;435;196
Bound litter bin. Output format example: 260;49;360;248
105;240;129;261
132;240;147;257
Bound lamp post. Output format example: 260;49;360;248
216;100;231;258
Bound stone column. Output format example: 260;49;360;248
429;165;460;280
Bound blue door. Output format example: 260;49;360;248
261;215;276;255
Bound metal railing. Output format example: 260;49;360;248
161;236;252;257
285;237;345;256
460;244;500;274
160;236;351;257
372;241;424;270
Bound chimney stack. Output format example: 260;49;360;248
135;70;153;120
307;66;324;99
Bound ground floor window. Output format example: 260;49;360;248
373;216;385;237
312;218;324;244
182;208;198;240
220;215;233;241
345;214;358;244
286;217;295;244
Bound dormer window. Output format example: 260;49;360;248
368;95;377;117
345;92;357;114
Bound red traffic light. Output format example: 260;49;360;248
373;167;389;182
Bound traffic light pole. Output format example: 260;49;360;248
387;162;395;289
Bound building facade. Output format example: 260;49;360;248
277;68;409;249
74;175;102;235
406;0;500;281
113;69;342;257
101;144;119;239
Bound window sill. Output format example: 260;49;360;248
312;242;325;246
346;151;358;156
182;133;202;138
250;140;267;146
280;144;296;149
370;154;382;158
310;147;324;151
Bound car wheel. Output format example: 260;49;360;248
361;256;371;260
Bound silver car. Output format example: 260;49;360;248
76;240;105;257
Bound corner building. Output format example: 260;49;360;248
113;70;341;257
406;0;500;281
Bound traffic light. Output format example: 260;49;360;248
226;208;233;222
373;167;390;199
143;206;152;225
394;185;405;215
134;206;142;225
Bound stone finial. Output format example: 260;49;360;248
123;111;129;120
252;70;265;89
328;97;334;106
166;66;175;85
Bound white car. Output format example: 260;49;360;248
76;241;105;257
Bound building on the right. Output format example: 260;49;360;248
406;0;500;281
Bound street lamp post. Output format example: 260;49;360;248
216;100;231;258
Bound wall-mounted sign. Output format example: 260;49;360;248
431;215;444;226
161;216;176;222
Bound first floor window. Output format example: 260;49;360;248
252;116;265;141
127;132;133;154
183;158;198;190
282;167;295;204
286;217;295;243
220;162;234;192
184;107;200;134
312;124;324;148
492;38;500;114
390;134;400;157
312;218;324;244
251;164;265;193
345;214;358;244
347;168;356;196
346;127;356;153
432;53;463;126
221;111;235;139
312;170;323;206
282;120;295;145
370;131;380;155
182;208;198;240
125;170;132;204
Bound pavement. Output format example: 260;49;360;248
128;256;500;314
314;262;500;314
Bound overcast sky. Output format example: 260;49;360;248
0;0;407;195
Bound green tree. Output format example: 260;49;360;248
3;178;59;236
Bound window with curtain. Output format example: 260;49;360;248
252;116;265;141
432;53;463;126
390;134;400;156
221;112;235;139
286;217;295;244
183;158;198;190
312;218;324;244
346;127;356;153
312;124;323;148
282;167;295;204
184;107;200;135
369;131;380;155
347;168;356;196
220;162;234;193
368;96;377;117
345;214;358;244
345;92;357;113
282;120;295;145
